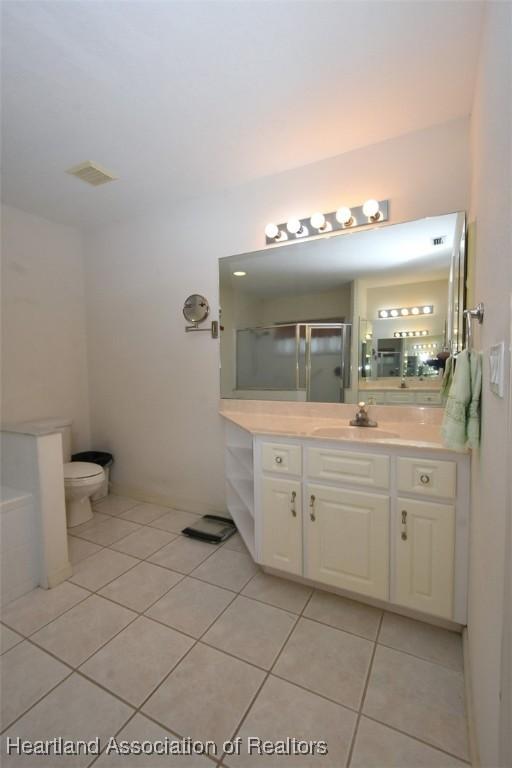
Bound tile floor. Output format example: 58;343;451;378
0;495;470;767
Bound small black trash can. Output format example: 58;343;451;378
71;451;113;501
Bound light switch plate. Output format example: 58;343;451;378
489;342;505;397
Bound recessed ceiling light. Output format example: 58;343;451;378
233;271;246;277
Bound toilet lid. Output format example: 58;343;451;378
64;461;104;480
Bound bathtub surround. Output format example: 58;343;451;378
0;206;90;450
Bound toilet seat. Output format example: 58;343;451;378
64;461;104;483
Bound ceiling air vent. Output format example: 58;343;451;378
432;236;445;246
66;161;117;186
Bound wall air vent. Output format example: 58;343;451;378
432;236;445;246
66;161;117;186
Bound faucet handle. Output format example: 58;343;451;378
358;401;367;411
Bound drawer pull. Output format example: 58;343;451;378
420;473;431;485
275;456;283;465
309;494;316;522
401;510;408;540
290;490;297;517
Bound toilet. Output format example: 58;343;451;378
29;418;105;528
64;461;104;527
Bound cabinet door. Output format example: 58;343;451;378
260;477;302;575
394;498;455;619
305;483;389;599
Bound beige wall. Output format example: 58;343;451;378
1;205;90;450
467;3;512;765
84;117;470;513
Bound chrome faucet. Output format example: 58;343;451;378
350;402;378;428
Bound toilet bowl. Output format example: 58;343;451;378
64;462;105;527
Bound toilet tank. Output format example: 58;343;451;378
24;418;73;463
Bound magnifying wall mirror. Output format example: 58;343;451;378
183;294;210;324
219;211;466;406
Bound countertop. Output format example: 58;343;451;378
220;400;464;454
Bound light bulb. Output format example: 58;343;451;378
423;306;432;314
411;307;420;315
421;330;428;336
264;223;279;240
394;332;400;338
379;310;389;318
310;212;326;230
287;218;303;235
335;206;353;226
233;271;246;277
362;199;380;219
401;332;407;337
401;308;409;316
390;309;399;317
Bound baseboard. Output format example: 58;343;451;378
462;627;480;767
109;483;225;517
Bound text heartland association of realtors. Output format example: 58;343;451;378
5;736;329;757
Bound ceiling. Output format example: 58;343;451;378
220;213;458;297
1;2;483;229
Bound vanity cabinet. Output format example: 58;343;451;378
224;421;469;624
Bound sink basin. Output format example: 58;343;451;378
311;426;399;439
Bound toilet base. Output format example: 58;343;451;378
66;496;94;528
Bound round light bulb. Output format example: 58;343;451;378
264;223;279;240
401;308;409;316
232;271;246;277
310;212;326;230
401;332;407;337
362;199;380;218
287;218;302;235
390;309;399;317
411;307;420;315
423;306;432;314
379;310;388;318
422;330;428;336
335;206;353;225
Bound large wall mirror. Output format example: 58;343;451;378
219;211;466;406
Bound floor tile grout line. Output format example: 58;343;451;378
375;639;465;674
218;588;317;766
345;612;383;767
82;544;275;766
4;502;469;762
361;714;473;764
0;668;75;736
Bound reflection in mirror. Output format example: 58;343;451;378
219;212;465;405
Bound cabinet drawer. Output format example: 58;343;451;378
415;392;442;405
261;442;301;476
307;447;389;489
397;456;456;499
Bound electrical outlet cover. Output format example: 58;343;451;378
489;342;505;397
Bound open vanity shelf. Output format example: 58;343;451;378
224;422;256;557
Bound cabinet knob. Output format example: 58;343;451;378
290;490;297;517
420;473;431;485
275;456;283;465
309;494;316;522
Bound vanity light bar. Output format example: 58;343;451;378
393;330;430;338
414;343;438;349
378;305;433;319
264;199;389;245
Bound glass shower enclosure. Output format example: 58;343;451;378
235;323;351;402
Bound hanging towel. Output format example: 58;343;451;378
441;355;454;400
467;350;482;448
441;348;482;451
